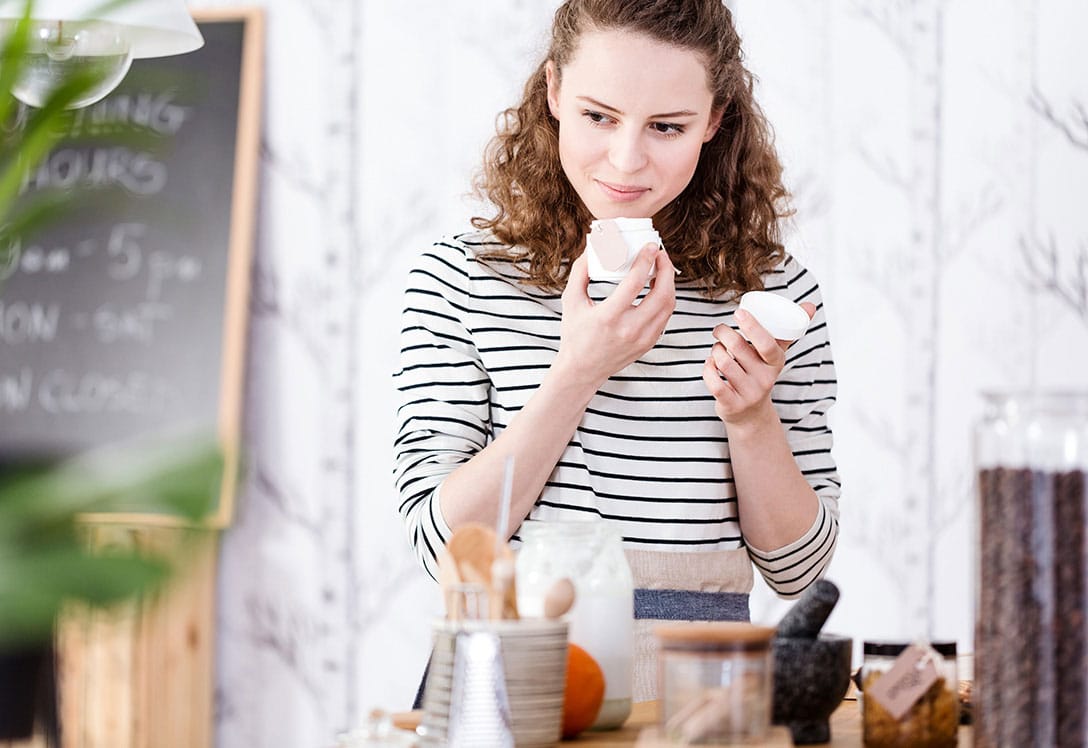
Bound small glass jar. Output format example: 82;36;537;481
515;519;634;728
861;641;958;748
334;710;416;747
655;622;775;745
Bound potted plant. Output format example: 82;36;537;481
0;439;222;741
0;2;223;741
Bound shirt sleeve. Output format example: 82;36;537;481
393;241;492;580
744;257;841;598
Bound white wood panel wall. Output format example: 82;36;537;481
177;2;1088;745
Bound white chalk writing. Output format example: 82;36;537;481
106;222;145;280
21;147;167;196
68;91;191;137
4;92;191;141
38;369;177;416
0;301;61;343
0;368;33;412
93;302;171;344
148;249;202;301
0;238;72;281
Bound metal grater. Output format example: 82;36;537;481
446;630;514;748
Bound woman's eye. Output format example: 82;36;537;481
582;110;613;126
651;122;684;136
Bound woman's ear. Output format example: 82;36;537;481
703;106;724;143
545;61;561;120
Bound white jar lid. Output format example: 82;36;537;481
590;217;654;232
738;291;810;341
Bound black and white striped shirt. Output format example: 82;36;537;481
394;231;840;598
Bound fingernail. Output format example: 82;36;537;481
735;309;748;322
655;247;680;275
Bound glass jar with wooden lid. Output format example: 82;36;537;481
654;622;776;744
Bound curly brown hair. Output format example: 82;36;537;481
471;0;792;297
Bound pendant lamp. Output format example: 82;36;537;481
0;0;204;108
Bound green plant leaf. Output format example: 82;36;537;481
0;437;224;541
0;186;69;240
0;546;171;646
0;67;102;209
0;435;222;646
0;1;32;128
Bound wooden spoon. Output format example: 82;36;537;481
446;522;518;620
447;522;498;584
437;546;462;621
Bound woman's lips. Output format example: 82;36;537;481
595;179;649;203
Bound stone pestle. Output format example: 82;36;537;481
775;579;840;639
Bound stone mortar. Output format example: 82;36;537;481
772;634;853;745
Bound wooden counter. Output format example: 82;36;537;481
394;698;974;746
568;699;974;746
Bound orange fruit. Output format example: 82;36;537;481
561;643;606;738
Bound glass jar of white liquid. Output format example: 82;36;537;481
516;519;634;729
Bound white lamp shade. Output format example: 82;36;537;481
2;0;204;58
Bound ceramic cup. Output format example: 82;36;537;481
420;618;569;748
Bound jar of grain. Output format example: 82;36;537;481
975;392;1088;747
860;641;958;747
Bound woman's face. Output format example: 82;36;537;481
546;29;721;221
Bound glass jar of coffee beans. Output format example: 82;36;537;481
975;393;1088;747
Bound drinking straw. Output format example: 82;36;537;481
496;455;514;550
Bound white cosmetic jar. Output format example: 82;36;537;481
586;217;663;282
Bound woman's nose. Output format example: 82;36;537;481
608;128;648;174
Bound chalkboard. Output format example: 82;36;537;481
0;10;263;527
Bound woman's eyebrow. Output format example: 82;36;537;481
576;95;699;119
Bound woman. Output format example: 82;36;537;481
394;0;839;699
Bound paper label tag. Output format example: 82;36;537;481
866;644;940;721
590;220;628;271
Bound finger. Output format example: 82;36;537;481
712;322;743;348
710;341;740;376
713;341;772;404
649;247;677;293
608;243;659;306
562;249;592;309
638;250;677;321
734;308;784;366
711;340;760;391
712;324;760;372
710;330;773;403
702;356;740;404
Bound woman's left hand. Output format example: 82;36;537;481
702;303;816;428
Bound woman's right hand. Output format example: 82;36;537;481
554;242;677;390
